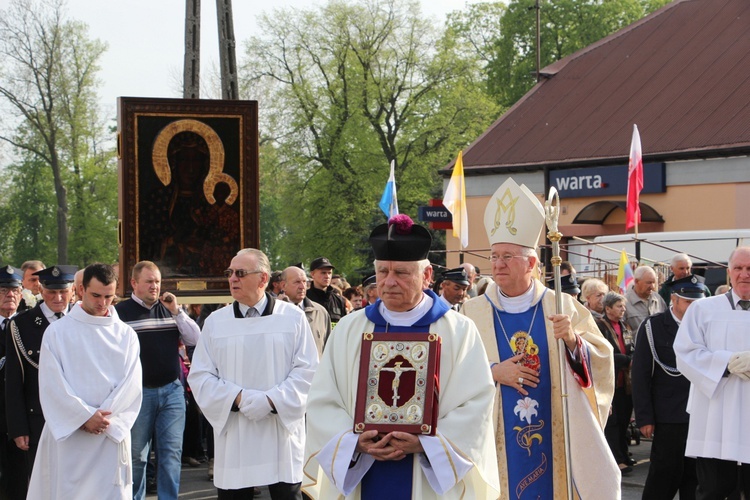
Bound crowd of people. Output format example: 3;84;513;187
0;177;748;499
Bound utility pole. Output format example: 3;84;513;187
183;0;201;99
216;0;238;100
535;0;541;82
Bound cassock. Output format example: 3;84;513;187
27;304;143;500
462;280;619;500
674;292;750;463
188;298;318;489
302;290;500;499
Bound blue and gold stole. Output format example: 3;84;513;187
490;294;554;499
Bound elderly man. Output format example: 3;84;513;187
6;265;77;482
581;278;609;319
115;261;200;500
303;214;499;499
307;257;347;324
625;266;667;332
459;262;478;298
632;275;705;500
675;247;750;498
0;265;26;499
462;178;617;499
658;253;710;304
27;263;142;499
281;265;331;357
189;249;318;499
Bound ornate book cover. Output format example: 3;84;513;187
353;332;441;436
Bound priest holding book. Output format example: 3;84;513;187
302;214;499;499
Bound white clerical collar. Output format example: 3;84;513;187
40;301;65;322
496;281;536;313
379;292;433;327
238;293;268;317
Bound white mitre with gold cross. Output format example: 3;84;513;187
483;178;545;249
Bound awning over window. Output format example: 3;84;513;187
572;201;664;224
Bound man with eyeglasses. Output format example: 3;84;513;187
6;265;77;490
189;249;318;500
0;265;27;499
115;260;200;500
462;178;617;499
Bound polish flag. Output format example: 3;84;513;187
625;124;643;231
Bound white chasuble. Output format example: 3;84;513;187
28;304;143;500
188;301;318;489
302;299;500;499
462;280;619;500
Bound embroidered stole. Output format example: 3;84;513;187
493;305;554;499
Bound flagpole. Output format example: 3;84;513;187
544;187;574;500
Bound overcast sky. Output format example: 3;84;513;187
0;0;473;117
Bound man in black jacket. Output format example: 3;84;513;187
306;257;347;325
631;275;705;500
6;265;76;486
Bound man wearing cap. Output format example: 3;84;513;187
115;261;200;500
438;268;470;310
27;263;142;499
0;265;26;499
631;275;704;499
675;247;750;498
461;178;618;499
303;214;499;499
362;275;378;305
546;274;581;298
281;265;331;357
306;257;347;324
6;265;76;483
268;271;284;297
189;249;318;499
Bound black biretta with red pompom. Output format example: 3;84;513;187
369;214;432;262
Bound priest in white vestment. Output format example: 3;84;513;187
27;263;142;500
461;178;618;500
188;248;318;500
675;246;750;498
302;215;500;499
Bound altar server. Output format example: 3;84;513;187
188;248;318;499
27;263;142;499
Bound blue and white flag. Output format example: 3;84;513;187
378;160;399;218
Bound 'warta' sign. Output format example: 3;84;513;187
549;163;665;198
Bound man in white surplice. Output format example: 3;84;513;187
27;263;142;500
188;248;318;500
675;246;750;498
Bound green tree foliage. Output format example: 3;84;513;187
0;0;115;266
474;0;671;108
241;0;499;278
